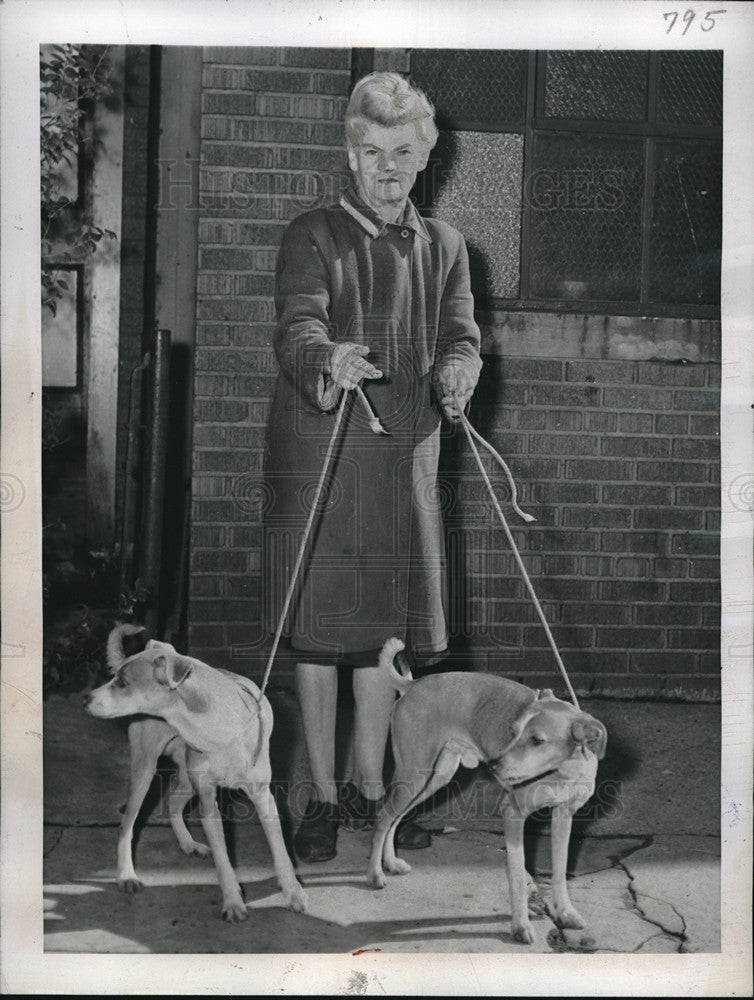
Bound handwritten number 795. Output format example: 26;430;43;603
663;9;726;34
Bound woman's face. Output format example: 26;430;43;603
347;121;430;222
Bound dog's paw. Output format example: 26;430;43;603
552;904;586;930
384;857;411;877
547;926;597;953
510;919;535;945
367;869;387;890
527;886;547;917
180;839;211;858
284;886;308;913
117;877;143;894
221;899;248;923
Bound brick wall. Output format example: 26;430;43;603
190;46;352;662
449;335;720;698
189;48;721;699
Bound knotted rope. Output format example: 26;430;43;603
455;400;580;710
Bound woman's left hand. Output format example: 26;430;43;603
436;364;476;421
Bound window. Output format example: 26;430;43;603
409;49;722;318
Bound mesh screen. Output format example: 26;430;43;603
409;49;528;129
648;140;721;306
543;51;649;122
656;51;723;128
527;132;644;301
421;131;523;299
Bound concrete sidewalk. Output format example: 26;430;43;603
43;692;721;955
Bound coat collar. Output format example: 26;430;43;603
339;188;433;243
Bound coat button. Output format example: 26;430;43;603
400;228;410;238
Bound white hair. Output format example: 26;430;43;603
344;72;439;150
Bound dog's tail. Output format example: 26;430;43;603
107;623;146;671
378;638;413;695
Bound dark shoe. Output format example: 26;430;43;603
394;816;432;850
293;799;339;863
339;782;383;832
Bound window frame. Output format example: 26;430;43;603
407;49;722;320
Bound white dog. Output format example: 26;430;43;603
85;625;306;922
367;638;607;944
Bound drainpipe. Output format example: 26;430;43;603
140;328;171;634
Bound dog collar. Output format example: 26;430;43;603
510;768;559;789
492;766;559;790
167;663;193;691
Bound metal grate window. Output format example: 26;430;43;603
425;131;524;299
649;140;722;306
404;48;721;317
543;51;649;122
409;49;527;130
527;133;644;301
656;51;723;128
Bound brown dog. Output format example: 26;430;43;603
367;638;607;944
85;625;306;922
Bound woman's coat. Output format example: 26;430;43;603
263;190;482;665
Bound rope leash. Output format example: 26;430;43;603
259;389;350;699
258;383;580;711
455;399;580;710
460;416;537;525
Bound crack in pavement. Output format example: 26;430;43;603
537;836;691;954
617;844;688;954
43;827;65;858
606;833;654;866
625;877;688;940
595;930;676;954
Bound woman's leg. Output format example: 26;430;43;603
347;662;431;850
351;665;396;801
295;662;338;804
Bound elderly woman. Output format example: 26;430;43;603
263;72;482;862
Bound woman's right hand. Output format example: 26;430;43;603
328;342;382;389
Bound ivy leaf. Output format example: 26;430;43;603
40;44;116;308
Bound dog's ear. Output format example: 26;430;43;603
153;654;191;690
147;639;176;653
471;689;538;759
571;717;608;760
153;654;170;686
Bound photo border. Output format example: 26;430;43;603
2;0;751;994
